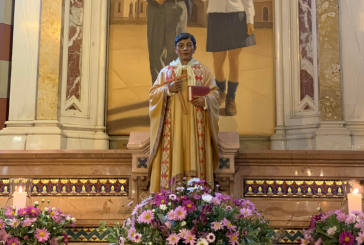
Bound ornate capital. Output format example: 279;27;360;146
132;176;149;191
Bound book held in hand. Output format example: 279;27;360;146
188;86;210;101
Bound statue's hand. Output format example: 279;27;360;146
191;96;206;108
155;0;166;4
168;79;182;93
247;23;255;35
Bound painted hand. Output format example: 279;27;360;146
168;79;182;93
247;23;255;35
191;96;206;108
155;0;166;4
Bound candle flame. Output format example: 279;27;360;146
353;188;359;194
19;186;23;193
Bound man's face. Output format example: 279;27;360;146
175;38;196;61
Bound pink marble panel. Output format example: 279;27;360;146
66;0;84;100
299;0;314;100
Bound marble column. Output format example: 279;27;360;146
0;0;42;149
315;0;351;150
36;0;63;120
0;0;13;130
339;0;364;150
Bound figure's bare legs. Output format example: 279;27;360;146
212;51;227;82
227;48;242;83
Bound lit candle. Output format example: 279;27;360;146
348;188;362;214
13;186;27;210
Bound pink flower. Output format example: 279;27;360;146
206;233;215;243
0;220;5;229
315;237;322;245
175;206;187;220
133;233;142;243
156;196;168;207
7;237;19;245
211;197;221;206
127;227;136;241
50;237;59;245
339;231;354;245
240;208;253;218
5;208;15;218
222;218;237;231
192;194;201;200
227;231;240;245
183;200;196;213
165;221;172;229
359;213;364;222
17;208;28;217
23;236;29;241
169;194;177;200
178;229;189;240
0;229;10;244
137;210;154;224
9;218;20;228
337;213;347;222
23;218;32;227
327;228;335;235
119;236;125;245
184;233;196;245
356;231;364;245
166;233;180;245
27;206;41;217
167;209;177;221
35;228;51;243
301;239;309;245
355;223;364;229
345;215;356;225
211;221;223;231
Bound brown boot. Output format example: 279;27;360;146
219;91;226;106
225;98;237;116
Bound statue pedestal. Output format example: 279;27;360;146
127;131;240;203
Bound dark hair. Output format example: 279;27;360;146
174;33;196;47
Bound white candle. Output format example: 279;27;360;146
348;188;362;214
13;186;27;210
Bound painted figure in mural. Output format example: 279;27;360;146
146;0;193;84
149;33;220;193
206;0;256;116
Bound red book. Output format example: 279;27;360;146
188;86;210;101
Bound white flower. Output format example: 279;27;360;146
152;209;155;213
332;226;337;231
187;186;198;193
34;201;39;206
44;207;49;212
66;216;71;221
181;221;186;226
316;207;321;211
168;202;172;206
53;227;56;230
71;217;76;223
188;178;200;186
202;194;213;203
148;242;152;245
176;187;185;192
160;204;167;211
52;207;56;211
196;238;208;245
42;199;45;202
206;233;216;243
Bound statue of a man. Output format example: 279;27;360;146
149;33;220;193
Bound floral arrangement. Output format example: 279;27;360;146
99;178;273;245
302;208;364;245
0;199;76;245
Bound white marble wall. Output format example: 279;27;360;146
340;0;364;121
8;0;42;120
